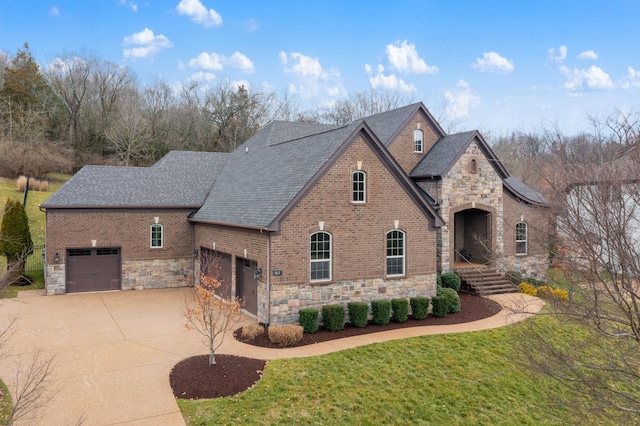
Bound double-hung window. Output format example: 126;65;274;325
352;171;366;203
386;230;405;276
151;224;163;248
414;129;424;153
310;232;331;281
516;222;527;255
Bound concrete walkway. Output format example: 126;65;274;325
0;288;542;426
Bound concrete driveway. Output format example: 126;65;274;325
0;287;244;426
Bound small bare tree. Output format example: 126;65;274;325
184;268;242;366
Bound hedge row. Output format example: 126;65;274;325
298;297;436;333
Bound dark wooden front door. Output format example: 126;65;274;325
200;248;232;300
236;257;258;315
66;248;121;293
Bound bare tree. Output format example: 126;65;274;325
184;258;242;366
512;112;640;421
317;89;413;125
105;88;152;166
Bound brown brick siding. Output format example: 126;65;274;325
387;113;440;174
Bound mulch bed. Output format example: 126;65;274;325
170;293;502;400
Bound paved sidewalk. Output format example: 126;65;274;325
0;289;542;426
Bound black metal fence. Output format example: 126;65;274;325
0;245;44;273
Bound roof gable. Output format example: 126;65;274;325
362;102;445;147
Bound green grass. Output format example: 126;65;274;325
178;320;613;426
0;379;10;425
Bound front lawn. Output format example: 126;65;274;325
178;320;611;425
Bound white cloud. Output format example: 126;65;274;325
123;28;172;59
188;71;217;83
444;79;480;120
385;40;438;74
280;51;344;99
118;0;138;12
368;73;415;92
548;45;567;62
560;65;614;90
619;67;640;89
244;19;259;32
176;0;222;27
472;51;514;73
188;51;255;74
49;6;60;16
578;50;598;60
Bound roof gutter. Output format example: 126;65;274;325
40;204;203;210
188;217;270;232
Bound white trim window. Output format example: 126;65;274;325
386;230;405;276
516;222;528;255
413;129;424;153
310;231;331;281
150;224;163;248
352;171;366;203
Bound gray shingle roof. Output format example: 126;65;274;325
191;121;360;228
42;151;228;208
410;130;478;177
504;176;548;204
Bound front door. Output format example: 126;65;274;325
236;257;258;315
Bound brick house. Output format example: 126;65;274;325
42;102;548;324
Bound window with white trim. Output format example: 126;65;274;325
151;224;163;248
310;232;331;281
413;129;424;153
352;171;366;203
386;230;405;276
516;222;527;255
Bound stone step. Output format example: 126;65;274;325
455;268;518;296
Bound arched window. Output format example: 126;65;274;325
150;224;163;248
386;230;405;276
516;222;528;255
352;171;366;203
310;232;331;281
413;129;424;153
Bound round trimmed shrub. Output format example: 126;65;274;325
439;272;461;292
299;308;319;333
391;298;409;323
410;297;429;320
322;304;345;331
347;302;368;328
518;282;537;296
371;300;391;325
438;287;461;313
431;296;448;318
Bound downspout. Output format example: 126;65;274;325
191;219;196;287
266;233;271;327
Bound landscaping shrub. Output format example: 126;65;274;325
391;298;409;323
322;304;345;331
439;272;461;292
347;302;368;328
299;308;319;334
524;276;545;287
553;288;569;301
505;270;523;285
431;296;448;318
371;300;391;325
268;324;303;347
536;285;554;299
438;287;461;313
410;297;429;320
518;282;538;296
241;323;264;340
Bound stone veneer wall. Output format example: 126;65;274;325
45;257;193;295
439;140;504;271
498;254;548;280
269;274;437;325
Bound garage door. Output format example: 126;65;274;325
66;248;121;293
200;248;232;300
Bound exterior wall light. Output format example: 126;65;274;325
54;252;60;263
254;267;262;280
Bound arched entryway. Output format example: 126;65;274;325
453;208;493;266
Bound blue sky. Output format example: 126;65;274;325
1;0;639;135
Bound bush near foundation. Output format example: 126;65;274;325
437;287;461;313
518;282;537;296
371;300;391;325
391;298;409;323
438;272;461;292
241;323;264;340
322;304;345;331
431;296;448;318
347;302;368;328
410;297;430;320
268;325;303;347
299;308;319;334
